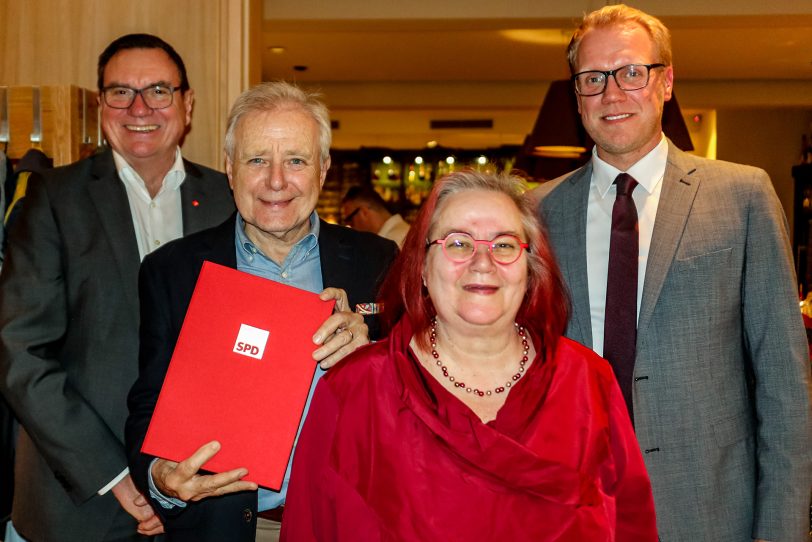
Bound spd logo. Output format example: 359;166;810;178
233;323;270;360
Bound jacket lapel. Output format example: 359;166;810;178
87;151;141;319
180;159;227;235
317;220;355;294
637;143;701;337
545;165;593;347
195;213;238;268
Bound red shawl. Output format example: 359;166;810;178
282;318;657;541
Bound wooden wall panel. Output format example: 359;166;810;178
0;0;260;170
2;86;100;165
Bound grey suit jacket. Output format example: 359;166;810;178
536;142;812;542
0;150;235;542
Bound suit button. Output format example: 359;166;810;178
243;508;253;523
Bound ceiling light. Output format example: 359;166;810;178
500;29;572;46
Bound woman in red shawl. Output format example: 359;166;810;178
282;171;657;541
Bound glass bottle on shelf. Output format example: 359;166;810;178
371;156;402;204
405;155;432;206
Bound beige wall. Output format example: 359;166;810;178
716;108;812;241
264;0;812;19
0;0;261;170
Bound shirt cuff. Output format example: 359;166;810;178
147;457;187;509
98;467;129;495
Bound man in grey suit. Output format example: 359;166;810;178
0;34;234;541
534;5;811;542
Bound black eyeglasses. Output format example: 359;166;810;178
342;206;362;225
427;232;529;265
572;63;665;96
101;84;181;109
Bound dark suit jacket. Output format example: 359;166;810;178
0;150;234;542
125;215;398;542
536;142;812;542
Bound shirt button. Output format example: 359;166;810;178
154;240;161;246
150;202;156;208
281;271;288;279
242;508;253;523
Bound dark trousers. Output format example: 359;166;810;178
0;395;16;534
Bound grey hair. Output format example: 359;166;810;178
428;170;545;291
223;81;332;165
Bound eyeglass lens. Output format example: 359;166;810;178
441;233;524;264
103;85;175;109
575;64;654;96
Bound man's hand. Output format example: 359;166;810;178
111;473;165;536
312;287;369;369
151;441;258;502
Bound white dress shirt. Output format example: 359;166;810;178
113;148;185;261
586;135;668;356
377;213;410;247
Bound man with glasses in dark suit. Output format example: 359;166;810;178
0;34;235;542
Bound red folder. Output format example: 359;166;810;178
142;261;335;490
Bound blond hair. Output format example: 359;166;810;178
567;4;672;73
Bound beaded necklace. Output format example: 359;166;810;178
429;318;529;397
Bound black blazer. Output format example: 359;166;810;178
125;215;398;542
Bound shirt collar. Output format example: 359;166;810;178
112;147;186;193
590;134;668;198
236;211;321;260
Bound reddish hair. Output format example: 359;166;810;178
378;170;569;352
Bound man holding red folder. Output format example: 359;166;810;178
125;81;397;542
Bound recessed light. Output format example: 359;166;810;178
268;46;286;54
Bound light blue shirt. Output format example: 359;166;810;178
148;212;326;512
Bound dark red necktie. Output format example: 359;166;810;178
603;173;639;422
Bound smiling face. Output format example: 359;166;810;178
226;106;329;252
424;189;529;333
100;48;193;171
575;23;673;170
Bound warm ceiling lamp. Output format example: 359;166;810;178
524;80;589;159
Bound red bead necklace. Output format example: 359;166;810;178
430;318;530;397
